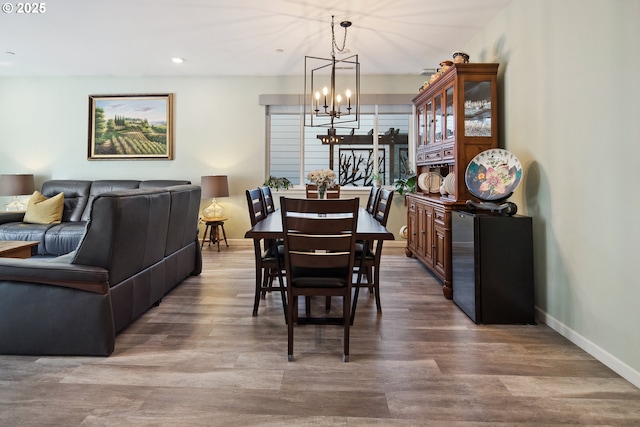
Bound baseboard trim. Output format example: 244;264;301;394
536;307;640;389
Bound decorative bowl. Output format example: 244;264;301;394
452;51;470;63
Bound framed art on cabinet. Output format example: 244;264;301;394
88;93;174;160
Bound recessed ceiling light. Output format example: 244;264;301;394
171;57;185;64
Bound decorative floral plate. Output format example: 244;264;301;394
465;149;523;201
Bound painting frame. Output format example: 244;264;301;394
88;93;174;160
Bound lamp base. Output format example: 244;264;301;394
5;196;25;212
203;198;225;218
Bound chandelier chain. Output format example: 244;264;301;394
331;15;349;57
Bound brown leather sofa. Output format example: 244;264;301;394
0;184;202;355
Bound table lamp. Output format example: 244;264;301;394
0;174;35;211
201;175;229;218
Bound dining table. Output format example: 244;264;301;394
244;207;395;242
244;205;394;323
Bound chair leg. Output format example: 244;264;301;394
288;293;295;361
261;271;270;298
373;265;382;313
343;291;350;362
252;267;262;316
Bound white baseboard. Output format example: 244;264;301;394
536;307;640;389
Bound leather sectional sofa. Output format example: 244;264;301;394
0;179;192;256
0;181;202;355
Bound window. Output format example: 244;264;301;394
264;96;414;187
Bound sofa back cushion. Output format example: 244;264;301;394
80;180;142;221
165;185;201;255
139;180;191;189
41;180;92;222
72;188;170;287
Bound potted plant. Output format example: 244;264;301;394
371;171;382;188
263;176;292;191
394;174;417;197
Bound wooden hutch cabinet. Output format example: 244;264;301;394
406;63;499;299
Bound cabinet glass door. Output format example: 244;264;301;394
417;105;425;145
434;94;442;142
445;85;455;140
464;81;492;137
426;100;433;145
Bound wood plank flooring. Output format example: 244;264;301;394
1;243;639;426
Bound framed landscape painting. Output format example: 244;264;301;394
88;94;174;160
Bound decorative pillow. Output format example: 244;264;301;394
23;191;65;224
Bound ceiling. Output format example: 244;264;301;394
0;0;512;77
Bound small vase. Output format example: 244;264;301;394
318;185;327;199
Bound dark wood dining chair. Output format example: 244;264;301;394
245;188;286;320
260;186;276;214
365;186;381;214
353;188;394;314
280;197;359;362
305;183;341;199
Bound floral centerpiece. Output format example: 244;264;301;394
307;169;336;199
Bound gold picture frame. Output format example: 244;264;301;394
88;93;174;160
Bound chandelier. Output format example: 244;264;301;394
305;15;360;140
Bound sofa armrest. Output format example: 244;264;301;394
0;211;25;224
0;259;109;294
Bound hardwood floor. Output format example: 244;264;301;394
1;242;639;426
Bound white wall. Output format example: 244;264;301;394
0;75;420;243
464;0;640;386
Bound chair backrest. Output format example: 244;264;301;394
280;197;359;283
245;188;267;226
373;189;394;226
366;186;381;214
260;186;275;214
305;183;341;199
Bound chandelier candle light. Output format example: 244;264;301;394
305;15;360;141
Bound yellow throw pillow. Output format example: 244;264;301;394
23;191;65;224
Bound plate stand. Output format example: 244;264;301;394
465;198;517;216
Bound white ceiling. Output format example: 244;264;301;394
0;0;512;77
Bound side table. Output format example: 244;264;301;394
200;217;228;251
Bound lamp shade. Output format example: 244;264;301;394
201;175;229;198
0;174;35;196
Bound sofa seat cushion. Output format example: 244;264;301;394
44;222;87;256
23;191;64;224
0;222;53;254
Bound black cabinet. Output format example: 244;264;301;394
452;211;535;324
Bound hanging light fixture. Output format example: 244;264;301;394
305;15;360;140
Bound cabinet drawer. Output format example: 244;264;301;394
408;201;417;213
442;146;454;161
424;151;442;162
434;209;446;225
